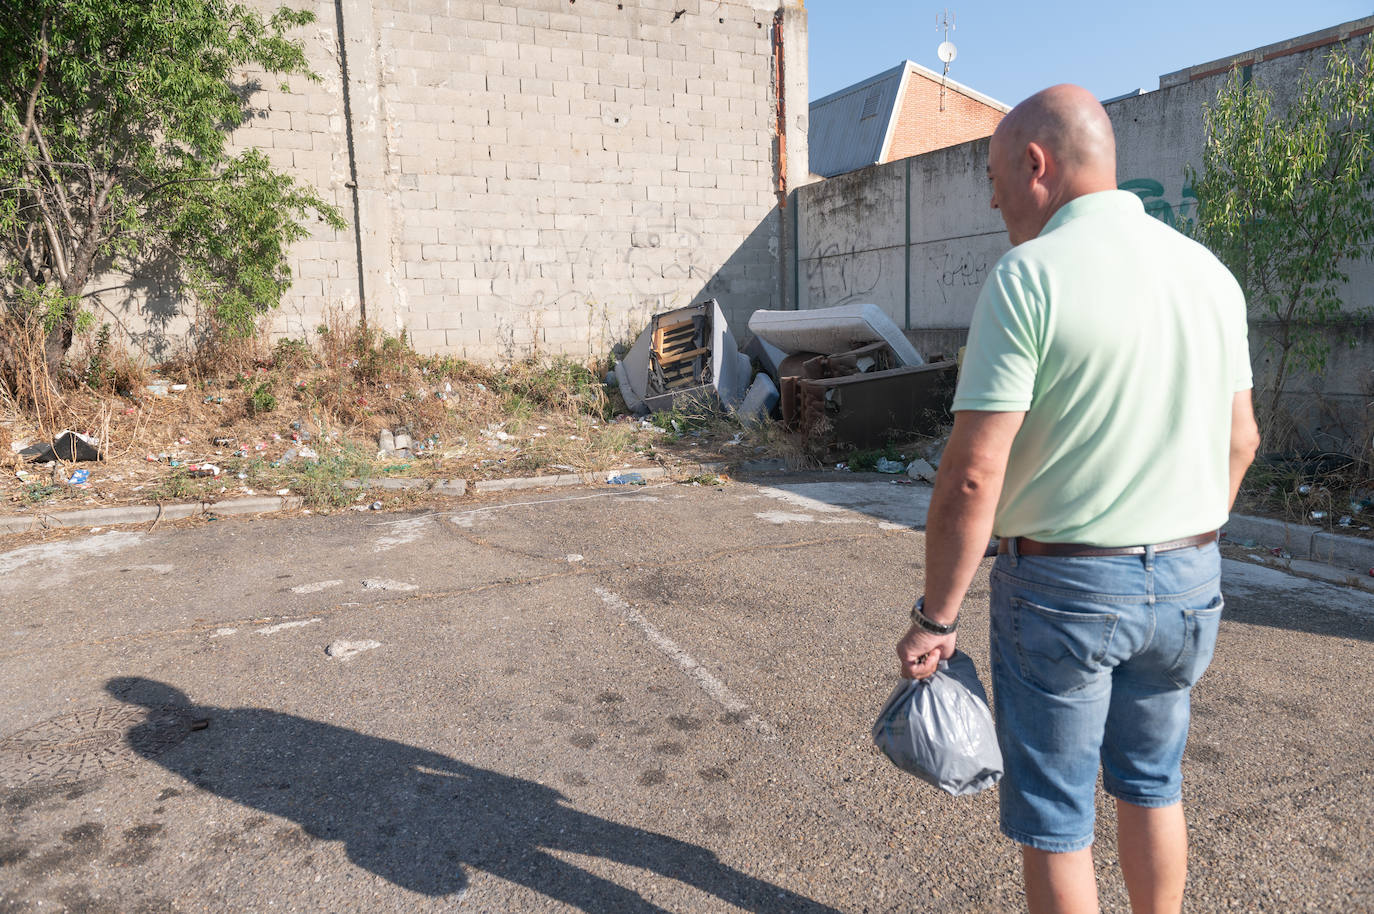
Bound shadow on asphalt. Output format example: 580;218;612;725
106;678;839;913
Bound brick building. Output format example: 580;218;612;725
807;61;1007;178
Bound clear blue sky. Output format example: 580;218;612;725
806;2;1374;104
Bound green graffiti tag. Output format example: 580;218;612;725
1118;179;1199;231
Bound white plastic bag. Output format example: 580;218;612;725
871;651;1003;796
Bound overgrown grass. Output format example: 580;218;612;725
279;446;377;507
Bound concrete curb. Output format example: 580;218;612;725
0;496;304;534
0;465;726;535
1222;514;1374;572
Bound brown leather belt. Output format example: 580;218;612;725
997;530;1218;558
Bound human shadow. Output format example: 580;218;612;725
107;678;839;913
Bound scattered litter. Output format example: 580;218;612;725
1339;515;1353;527
20;431;101;463
1310;511;1327;521
566;554;584;562
1298;484;1312;495
326;639;382;661
211;628;237;637
145;382;169;397
170;383;187;392
188;464;221;478
370;501;384;510
276;489;290;496
874;457;907;474
550;464;577;472
607;472;646;485
298;446;318;460
906;458;938;483
362;579;418;591
67;469;90;486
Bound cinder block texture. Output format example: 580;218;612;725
97;0;808;363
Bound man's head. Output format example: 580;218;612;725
987;84;1118;245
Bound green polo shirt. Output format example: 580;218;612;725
952;190;1252;546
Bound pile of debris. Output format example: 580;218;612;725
611;300;956;450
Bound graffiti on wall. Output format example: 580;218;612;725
803;241;883;306
927;251;989;305
472;222;720;311
1118;179;1198;231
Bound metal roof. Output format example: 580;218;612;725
807;63;907;178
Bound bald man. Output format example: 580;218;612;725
895;86;1258;914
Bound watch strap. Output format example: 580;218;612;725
911;597;958;634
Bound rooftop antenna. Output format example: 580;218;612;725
936;9;957;112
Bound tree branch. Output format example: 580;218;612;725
18;17;49;148
29;121;80;240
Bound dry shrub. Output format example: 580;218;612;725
68;323;150;396
0;309;68;436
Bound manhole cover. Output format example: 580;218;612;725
0;705;193;788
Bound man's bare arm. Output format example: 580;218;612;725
923;410;1025;623
897;409;1023;678
1228;389;1260;512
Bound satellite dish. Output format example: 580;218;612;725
937;40;957;64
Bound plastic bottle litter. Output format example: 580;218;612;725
607;472;646;485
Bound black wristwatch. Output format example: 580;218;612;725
911;597;958;634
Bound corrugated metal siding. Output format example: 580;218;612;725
807;64;905;177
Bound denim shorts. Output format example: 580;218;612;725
988;541;1223;853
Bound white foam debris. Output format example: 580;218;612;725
325;639;382;661
291;580;344;595
362;579;418;591
257;619;322;635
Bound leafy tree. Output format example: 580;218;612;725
0;0;345;380
1188;40;1374;431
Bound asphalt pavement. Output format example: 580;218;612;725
1;476;1370;913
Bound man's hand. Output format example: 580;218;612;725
896;624;957;679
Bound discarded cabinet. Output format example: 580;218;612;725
785;360;957;450
614;299;750;414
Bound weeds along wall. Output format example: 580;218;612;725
791;19;1374;445
92;0;809;362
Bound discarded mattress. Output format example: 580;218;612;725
614;299;751;414
747;303;924;367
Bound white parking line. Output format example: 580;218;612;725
595;588;777;740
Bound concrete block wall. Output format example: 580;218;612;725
791;22;1374;440
91;0;806;363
